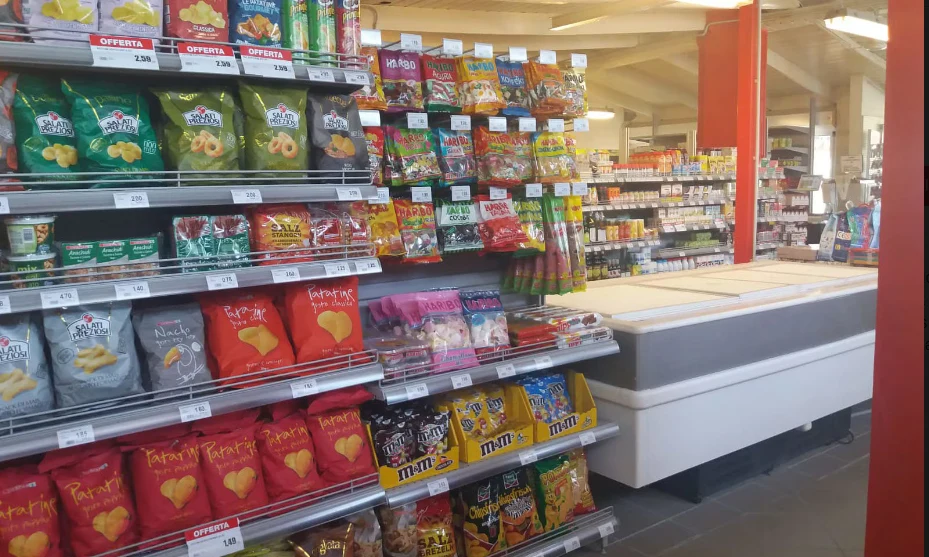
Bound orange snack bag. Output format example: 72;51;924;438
367;199;404;257
0;467;63;557
198;426;269;517
282;277;363;366
305;407;376;485
256;412;323;502
248;204;314;265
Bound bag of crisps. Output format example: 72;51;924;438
200;291;295;386
457;476;503;557
0;467;63;557
415;494;456;557
282;276;364;366
528;455;574;532
305;406;375;484
152;87;240;173
126;435;213;540
238;82;308;172
13;75;79;183
368;198;404;257
352;47;387;111
256;411;323;501
166;0;228;41
457;56;505;116
198;425;269;516
498;468;542;548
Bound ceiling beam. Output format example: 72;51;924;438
376;31;638;51
762;0;888;32
586;75;654;118
766;48;830;97
815;22;887;71
550;0;675;31
593;68;698;109
586;35;699;68
662;53;699;76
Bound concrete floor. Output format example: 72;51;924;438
588;411;872;557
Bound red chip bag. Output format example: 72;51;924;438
304;386;373;416
0;467;63;557
198;426;269;517
256;413;323;501
46;448;139;557
126;436;213;540
305;407;376;485
282;277;364;366
200;291;296;386
192;408;260;436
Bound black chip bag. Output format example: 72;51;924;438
307;92;368;174
458;476;504;557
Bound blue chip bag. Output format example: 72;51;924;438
496;59;531;117
229;0;283;46
434;128;477;186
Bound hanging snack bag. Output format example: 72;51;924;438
26;0;96;44
458;476;503;557
282;276;364;365
248;204;313;264
415;494;457;557
475;194;529;252
531;132;576;184
541;195;572;295
336;0;360;57
473;127;519;188
393;199;441;264
434;128;476;186
365;126;385;186
421;55;461;113
353;47;388;111
166;0;228;41
131;303;213;392
100;0;162;40
457;56;505;116
282;0;309;57
307;93;368;173
200;291;295;385
291;523;356;557
306;204;343;259
13;75;78;181
0;467;63;557
256;411;323;501
1;72;17;175
509;132;535;183
229;0;281;46
568;449;596;515
513;199;545;256
529;454;575;531
42;302;144;408
563;195;586;292
383;129;404;187
460;290;509;358
410;289;477;372
380;51;424;113
238;82;308;172
305;406;376;484
496;59;530;117
525;61;567;118
376;504;417;557
153;87;240;173
309;0;336;64
385;127;441;185
0;314;53;421
198;426;270;516
324;200;370;248
498;468;543;548
346;509;383;557
436;199;483;255
368;198;404;257
561;67;587;118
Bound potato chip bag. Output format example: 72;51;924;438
525;61;567;118
352;47;388;111
256;411;323;501
198;426;270;516
305;406;375;484
380;51;424;113
238;82;308;172
530;132;576;184
393;199;441;264
561;67;587;118
415;494;456;557
152;88;240;173
199;291;295;385
457;476;503;557
364;127;385;186
457;56;505;116
12;75;79;182
100;0;162;40
126;435;213;540
0;467;63;557
421;55;461;114
0;314;53;422
568;449;596;516
166;0;228;41
248;204;313;265
281;276;364;365
307;93;368;174
529;455;574;532
498;468;542;549
368;198;404;257
26;0;97;44
229;0;282;46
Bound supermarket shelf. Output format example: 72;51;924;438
585;240;661;253
370;339;620;405
782;166;809;173
658;222;729;233
385;422;620;507
502;509;618;557
585;174;735;184
756;242;784;250
757;216;809;223
771;146;809;155
658;245;734;258
0;360;384;463
581;198;730;212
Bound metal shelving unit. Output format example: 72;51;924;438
500;509;618;557
581;198;730;213
658;245;734;258
585;173;736;184
585;239;661;253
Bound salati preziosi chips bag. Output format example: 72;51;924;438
238;82;308;172
152;88;240;173
0;467;63;557
256;411;324;501
415;494;456;557
307;93;368;174
498;468;542;548
282;276;364;365
528;454;574;532
0;314;53;421
457;475;503;557
305;406;376;484
131;302;213;392
198;425;270;516
12;75;78;182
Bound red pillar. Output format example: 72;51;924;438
864;0;924;552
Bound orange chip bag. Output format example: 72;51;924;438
126;435;213;540
305;407;376;485
368;199;404;257
248;204;314;265
198;426;269;517
256;412;324;502
0;467;63;557
282;277;364;366
200;291;296;386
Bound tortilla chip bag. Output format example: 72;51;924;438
256;411;324;502
198;426;269;517
0;467;63;557
282;277;363;366
305;406;375;484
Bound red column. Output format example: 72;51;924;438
864;0;925;552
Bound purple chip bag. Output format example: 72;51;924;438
379;50;424;113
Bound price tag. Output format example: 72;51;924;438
405;383;429;400
538;50;557;64
113;191;150;209
553;183;571;197
407;112;428;129
495;363;517;379
674;224;688;232
518;117;536;132
271;267;301;283
442;38;463;56
548;118;565;132
90;35;159;70
0;295;10;315
598;523;614;538
562;537;581;553
57;424;95;449
534;355;553;370
354;259;382;274
371;187;390;204
178;42;239;75
360;28;382;47
179;401;212;423
573;117;590;132
359;110;381;127
488;117;507;132
679;252;686;258
427;478;449;496
451;374;472;389
0;197;9;214
206;273;238;291
324;261;351;277
451;185;471;201
40;289;80;310
662;225;675;233
345;71;370;85
450;115;471;131
518;450;538;466
400;33;423;51
714;247;721;253
525;183;543;198
231;189;262;204
185;519;244;557
114;281;151;300
240;46;295;79
508;46;527;62
307;67;335;82
474;42;494;59
411;187;432;203
579;431;596;446
337;187;363;201
291;379;320;398
572;182;588;196
489;186;507;200
571;53;588;68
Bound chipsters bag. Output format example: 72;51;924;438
0;314;53;421
198;426;270;516
458;476;503;557
415;494;456;557
528;454;574;532
13;75;79;182
0;467;63;557
305;406;375;484
498;468;542;548
131;302;213;392
256;411;323;501
238;82;308;172
153;87;240;173
307;93;368;174
282;276;364;365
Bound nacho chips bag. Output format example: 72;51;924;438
0;468;63;557
198;426;270;516
256;411;323;501
305;406;375;484
153;87;240;173
282;276;364;365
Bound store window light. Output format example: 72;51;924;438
823;9;888;41
587;109;616;120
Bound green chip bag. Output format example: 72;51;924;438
152;87;240;174
60;78;163;185
13;75;79;185
238;81;308;172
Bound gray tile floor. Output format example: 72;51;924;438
586;412;871;557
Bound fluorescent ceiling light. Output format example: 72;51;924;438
588;109;616;120
824;10;888;41
674;0;752;8
550;16;609;32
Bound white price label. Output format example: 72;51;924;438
361;29;382;47
572;182;588;196
354;259;382;274
231;189;262;204
308;68;335;82
40;289;80;309
400;33;423;51
525;183;543;198
0;295;10;315
371;187;390;204
450;115;471;131
519;450;538;466
324;262;351;277
57;424;95;449
579;431;596;446
508;46;527;62
496;363;516;378
185;519;243;557
405;383;429;400
90;35;159;70
206;273;238;290
662;225;675;233
489;186;508;200
518;117;537;132
573;118;589;132
451;185;471;201
474;42;494;59
554;183;571;197
714;247;721;253
0;197;9;214
179;401;212;422
337;187;363;201
678;252;686;258
271;267;301;283
488;117;507;132
571;53;588;68
113;191;150;209
534;355;553;370
598;523;615;538
427;478;450;496
240;46;295;79
451;374;472;389
539;50;557;64
359;110;381;127
291;379;320;398
675;224;688;232
442;38;463;56
407;112;428;129
178;42;239;75
345;71;370;85
562;537;581;553
411;187;432;203
548;118;565;132
114;281;150;300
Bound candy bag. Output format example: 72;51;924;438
473;127;519;187
531;132;576;184
509;132;535;183
393;199;441;264
368;198;405;257
541;194;572;295
513;199;545;256
380;51;424;113
562;67;587;118
518;373;573;424
525;61;567;118
457;56;505;116
365;126;384;185
352;47;388;111
563;195;587;292
385;126;441;185
460;290;509;357
436;199;482;255
410;290;478;372
421;54;461;113
475;194;529;252
434;128;476;186
496;59;530;117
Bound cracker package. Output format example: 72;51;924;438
100;0;162;39
239;82;308;171
457;56;505;116
498;468;542;548
434;129;476;186
496;59;530;117
416;495;456;557
198;425;270;516
436;199;482;255
248;204;313;265
525;61;567;118
365;126;385;186
0;467;63;557
307;93;368;173
229;0;282;46
529;454;574;532
384;127;441;185
26;0;96;44
457;476;503;557
352;47;388;111
530;132;576;184
13;75;78;181
131;303;213;392
393;199;440;264
256;411;323;501
472;127;520;188
346;509;383;557
376;504;416;557
305;406;376;484
0;314;53;421
165;0;228;41
368;198;404;257
561;67;587;118
42;302;144;408
380;51;424;113
281;276;364;365
152;87;240;172
568;449;596;516
421;55;461;113
475;194;529;252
